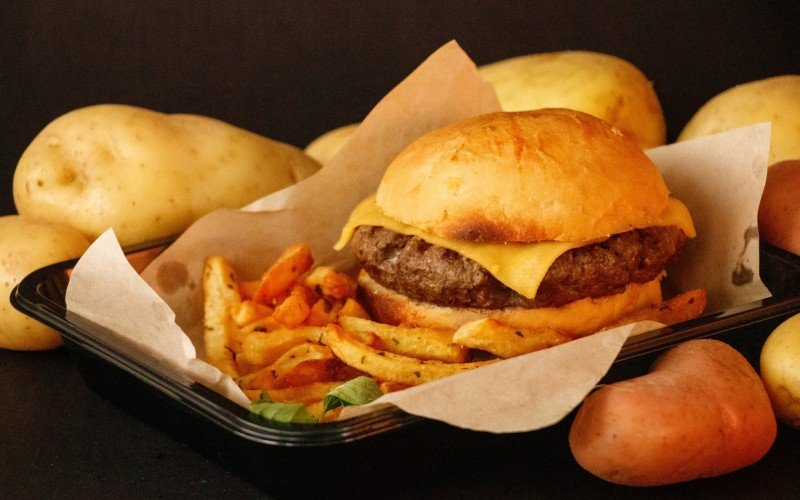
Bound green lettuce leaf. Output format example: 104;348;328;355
250;393;316;424
322;376;382;415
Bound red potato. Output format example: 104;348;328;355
569;339;776;486
758;160;800;255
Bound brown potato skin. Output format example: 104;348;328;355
569;339;776;486
758;160;800;255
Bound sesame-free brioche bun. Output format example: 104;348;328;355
375;109;670;243
358;270;663;335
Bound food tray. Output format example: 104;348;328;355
11;242;800;496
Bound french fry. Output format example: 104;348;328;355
328;327;378;347
234;354;261;378
339;316;468;363
238;280;260;300
277;358;342;388
231;300;273;327
305;400;343;422
202;256;241;377
303;265;357;299
266;381;343;404
337;298;371;320
273;284;314;327
239;315;282;335
321;408;344;423
305;298;342;326
609;289;707;328
253;243;313;305
453;318;572;358
246;342;335;390
241;326;327;366
325;325;493;386
242;389;262;401
379;381;411;394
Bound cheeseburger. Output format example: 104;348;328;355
335;109;698;337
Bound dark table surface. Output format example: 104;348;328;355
4;339;800;499
2;1;800;498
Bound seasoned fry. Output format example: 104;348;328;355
205;238;709;426
337;298;371;320
305;400;343;422
231;300;273;327
609;289;707;329
238;280;260;300
305;298;342;326
379;381;410;393
277;359;344;389
202;256;241;377
234;354;261;378
339;316;468;363
273;285;314;327
325;325;493;386
239;315;282;334
242;388;262;401
303;265;357;299
266;381;344;404
246;342;335;390
253;243;314;305
241;326;327;366
453;317;572;358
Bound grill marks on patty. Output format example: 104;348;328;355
351;225;686;309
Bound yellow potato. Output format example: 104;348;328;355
13;104;321;246
304;123;358;165
760;312;800;428
0;216;90;350
478;51;666;149
678;75;800;166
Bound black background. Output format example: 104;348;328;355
1;1;800;498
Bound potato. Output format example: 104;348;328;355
304;123;358;165
478;51;666;149
678;75;800;166
0;216;90;350
569;339;776;486
13;104;321;246
758;160;800;255
760;312;800;429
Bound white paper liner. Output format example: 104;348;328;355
67;230;251;408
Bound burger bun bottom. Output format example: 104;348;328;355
357;270;663;336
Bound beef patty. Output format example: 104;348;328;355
351;225;686;309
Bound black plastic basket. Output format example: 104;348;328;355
11;242;800;497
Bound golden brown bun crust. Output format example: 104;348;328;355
758;160;800;255
375;109;670;243
357;270;662;337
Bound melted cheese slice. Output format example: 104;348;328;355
335;195;695;299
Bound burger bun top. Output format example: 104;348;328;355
375;109;670;243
